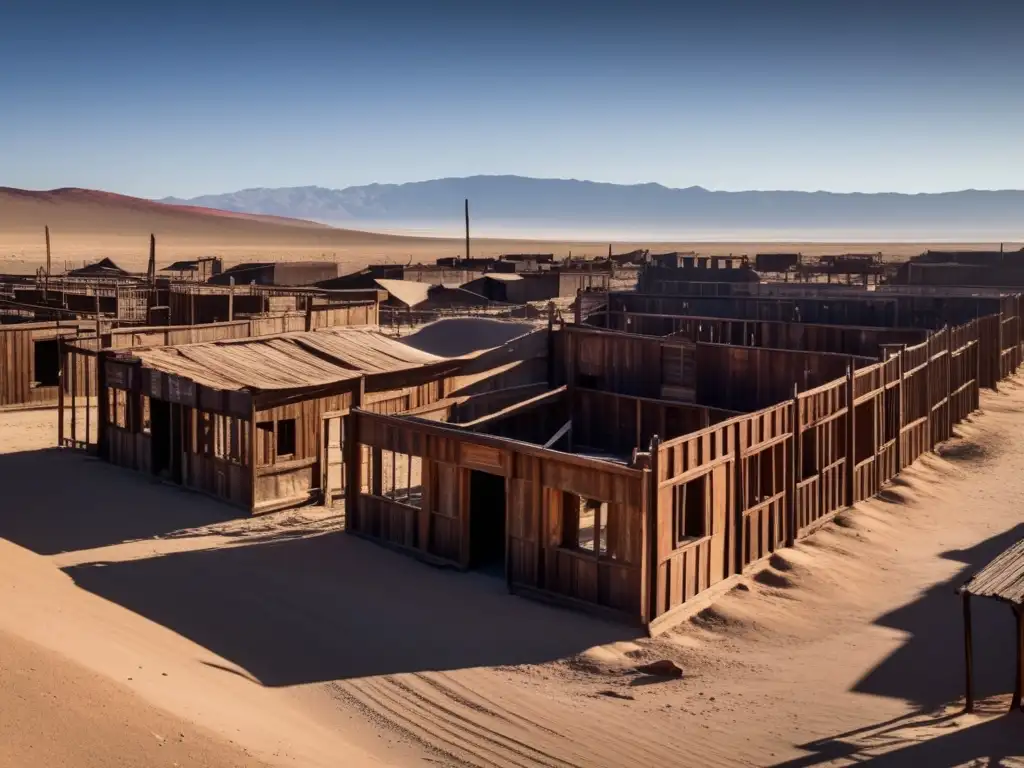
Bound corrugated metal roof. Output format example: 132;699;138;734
960;539;1024;606
131;328;443;392
375;278;432;307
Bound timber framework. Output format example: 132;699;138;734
56;280;1024;632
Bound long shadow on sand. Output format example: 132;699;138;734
63;530;632;685
851;521;1024;709
3;447;632;685
770;704;1023;768
0;448;235;554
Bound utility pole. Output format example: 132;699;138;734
464;198;470;262
44;225;51;300
147;233;156;285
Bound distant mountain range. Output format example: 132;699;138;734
160;176;1024;235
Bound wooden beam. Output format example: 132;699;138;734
542;420;572;449
344;376;365;530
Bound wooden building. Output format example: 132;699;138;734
74;284;1024;632
93;325;549;514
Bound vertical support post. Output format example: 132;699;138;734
70;348;78;446
565;327;575;450
464;198;470;262
845;364;855;506
925;339;933;450
248;398;258;513
57;335;65;447
1014;607;1024;712
962;591;974;713
147;233;156;285
345;377;365;531
733;419;745;576
84;347;91;450
896;346;904;470
228;276;235;321
546;302;556;385
44;225;51;301
96;351;108;460
190;288;196;326
574;288;583;325
787;383;799;547
646;435;661;625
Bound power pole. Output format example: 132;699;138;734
464;198;470;262
44;225;51;300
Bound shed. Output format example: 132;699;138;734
66;258;133;279
959;539;1024;712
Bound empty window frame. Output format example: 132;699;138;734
371;448;423;508
744;443;785;509
276;418;296;458
561;492;609;556
673;475;708;546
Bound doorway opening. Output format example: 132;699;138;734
150;399;171;477
468;469;506;574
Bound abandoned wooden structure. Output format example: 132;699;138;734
70;279;1024;632
959;539;1024;713
89;325;549;514
8;298;378;414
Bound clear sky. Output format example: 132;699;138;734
1;0;1021;198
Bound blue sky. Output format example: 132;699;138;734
1;0;1021;198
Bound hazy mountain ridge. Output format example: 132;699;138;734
160;176;1024;231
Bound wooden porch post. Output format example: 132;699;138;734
1014;607;1023;712
962;591;974;713
57;336;65;447
344;377;365;531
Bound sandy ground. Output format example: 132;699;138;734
2;381;1024;767
0;187;1013;275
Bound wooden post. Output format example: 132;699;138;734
228;276;235;321
733;419;745;576
787;383;799;547
963;591;974;713
57;335;65;447
546;302;556;385
84;347;91;450
248;398;258;513
70;349;78;447
44;225;51;301
147;234;156;285
96;351;108;460
925;340;933;450
896;346;905;470
464;198;470;262
574;288;583;325
565;328;575;450
845;364;855;506
647;435;661;624
1014;607;1024;712
345;377;365;531
190;288;196;326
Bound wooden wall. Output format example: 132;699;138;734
588;310;928;357
352;410;649;623
0;324;92;408
694;344;871;412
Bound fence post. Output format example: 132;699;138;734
57;335;65;447
646;435;661;625
345;376;365;532
845;364;855;506
733;419;745;576
925;338;933;450
787;384;799;548
896;346;905;470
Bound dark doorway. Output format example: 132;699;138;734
150;399;171;477
468;470;506;573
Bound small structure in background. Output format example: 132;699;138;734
959;539;1024;713
161;256;223;282
65;257;132;279
207;261;343;286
